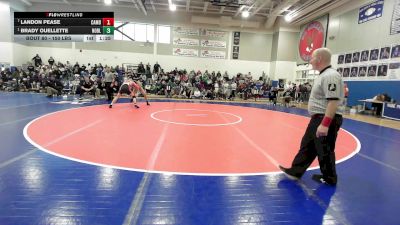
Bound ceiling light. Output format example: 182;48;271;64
284;13;293;22
104;0;112;5
169;4;176;11
242;10;249;18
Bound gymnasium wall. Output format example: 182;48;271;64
327;0;398;53
346;81;400;107
233;32;273;62
328;0;400;106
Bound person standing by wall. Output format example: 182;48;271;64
104;67;114;101
343;82;349;111
279;48;344;185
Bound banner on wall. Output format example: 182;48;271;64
173;27;199;36
337;63;400;81
200;50;226;59
173;37;199;46
388;62;400;79
358;0;384;24
233;31;240;45
200;28;226;38
201;39;226;48
298;21;324;62
335;44;400;81
390;0;400;34
232;31;240;59
172;48;199;57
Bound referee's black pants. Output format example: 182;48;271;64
105;82;112;101
290;114;343;184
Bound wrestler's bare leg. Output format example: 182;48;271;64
109;93;122;108
138;86;150;105
130;91;140;108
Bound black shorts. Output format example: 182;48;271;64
119;84;131;95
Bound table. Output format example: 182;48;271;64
358;99;384;115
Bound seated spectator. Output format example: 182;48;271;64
48;56;55;66
165;80;174;98
20;76;32;92
12;67;26;91
372;93;392;116
137;62;145;74
228;81;237;100
192;87;201;99
27;63;35;73
153;62;161;74
45;75;64;97
76;75;99;99
282;89;292;107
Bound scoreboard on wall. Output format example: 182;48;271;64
14;12;114;42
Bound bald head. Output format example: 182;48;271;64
310;48;332;71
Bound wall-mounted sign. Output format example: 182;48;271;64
173;37;199;46
298;21;324;62
200;29;226;37
233;31;240;45
172;48;199;57
200;50;226;59
390;0;400;35
359;0;384;24
173;27;199;36
200;39;226;48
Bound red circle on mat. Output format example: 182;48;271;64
24;102;359;175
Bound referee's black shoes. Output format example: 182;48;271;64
279;165;301;180
312;174;337;186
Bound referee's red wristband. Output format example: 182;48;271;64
321;116;332;127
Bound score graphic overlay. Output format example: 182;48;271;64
14;12;114;42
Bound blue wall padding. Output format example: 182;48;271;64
346;81;400;106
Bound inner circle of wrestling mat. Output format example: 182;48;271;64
150;109;242;126
24;102;359;176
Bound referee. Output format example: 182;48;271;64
279;48;344;185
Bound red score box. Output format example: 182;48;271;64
102;18;114;26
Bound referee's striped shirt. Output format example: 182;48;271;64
308;66;344;115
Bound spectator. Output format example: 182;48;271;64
153;62;161;74
32;54;42;67
27;63;35;73
372;93;392;116
343;82;349;109
76;76;99;99
137;62;145;74
104;67;115;101
48;56;55;66
269;87;278;105
45;75;63;97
